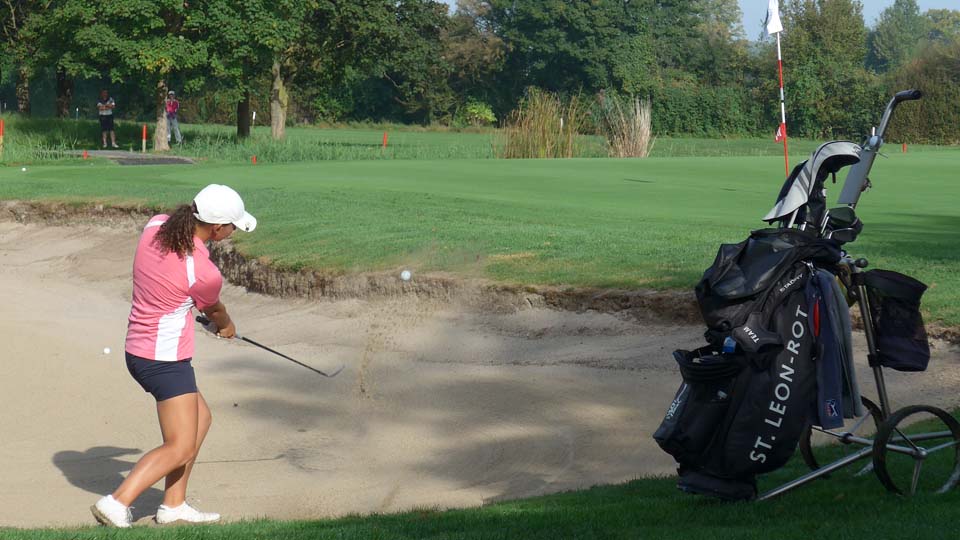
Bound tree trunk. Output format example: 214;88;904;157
56;69;74;118
270;61;287;140
153;81;170;152
16;67;30;116
237;90;251;138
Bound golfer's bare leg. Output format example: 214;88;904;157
162;392;212;507
111;393;199;506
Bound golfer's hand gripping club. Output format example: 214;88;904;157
195;315;343;378
198;316;224;337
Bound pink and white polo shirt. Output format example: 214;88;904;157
125;215;223;361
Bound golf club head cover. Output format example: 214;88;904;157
731;312;781;354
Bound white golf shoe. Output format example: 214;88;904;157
155;502;221;524
90;495;132;528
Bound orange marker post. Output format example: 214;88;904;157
382;131;388;148
902;142;907;153
83;149;89;160
251;155;257;165
142;125;148;153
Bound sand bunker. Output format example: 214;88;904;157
1;218;958;528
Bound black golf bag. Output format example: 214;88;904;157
654;89;930;501
654;142;860;500
654;229;841;499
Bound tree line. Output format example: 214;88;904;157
2;0;959;147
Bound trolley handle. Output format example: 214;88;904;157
877;89;922;140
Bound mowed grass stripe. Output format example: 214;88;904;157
0;150;957;324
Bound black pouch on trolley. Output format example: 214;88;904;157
861;269;930;372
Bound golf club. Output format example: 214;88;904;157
196;315;344;378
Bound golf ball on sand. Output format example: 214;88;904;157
103;347;111;355
400;270;412;281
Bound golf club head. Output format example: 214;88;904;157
323;364;346;378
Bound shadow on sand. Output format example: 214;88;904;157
52;446;164;522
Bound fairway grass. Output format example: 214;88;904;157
0;150;957;327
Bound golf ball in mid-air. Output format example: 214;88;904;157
103;347;111;355
400;270;412;281
21;167;26;172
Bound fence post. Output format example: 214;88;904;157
142;125;148;153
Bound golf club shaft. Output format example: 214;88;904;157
238;335;338;377
195;315;342;377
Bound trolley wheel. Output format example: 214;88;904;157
800;396;883;473
872;404;960;495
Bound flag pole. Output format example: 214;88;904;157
767;0;789;177
776;31;789;177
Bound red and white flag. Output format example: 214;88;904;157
766;0;789;176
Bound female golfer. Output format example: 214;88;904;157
91;184;256;527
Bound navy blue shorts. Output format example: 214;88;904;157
125;352;198;402
99;114;114;132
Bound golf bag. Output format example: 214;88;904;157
653;139;870;500
654;89;930;501
654;228;842;499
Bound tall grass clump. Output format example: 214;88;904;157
498;88;591;158
176;129;498;162
0;132;79;164
0;115;104;164
599;95;655;158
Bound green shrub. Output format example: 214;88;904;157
463;100;497;126
651;85;765;137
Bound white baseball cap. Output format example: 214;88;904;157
193;184;257;232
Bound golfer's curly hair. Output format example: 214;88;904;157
153;203;199;257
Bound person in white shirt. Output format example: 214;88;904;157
97;89;119;148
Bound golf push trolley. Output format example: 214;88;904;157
759;89;960;499
654;89;960;501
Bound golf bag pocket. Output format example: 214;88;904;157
862;270;930;372
654;348;746;465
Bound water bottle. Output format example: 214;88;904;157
722;336;737;354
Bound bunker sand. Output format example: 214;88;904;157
1;220;958;528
